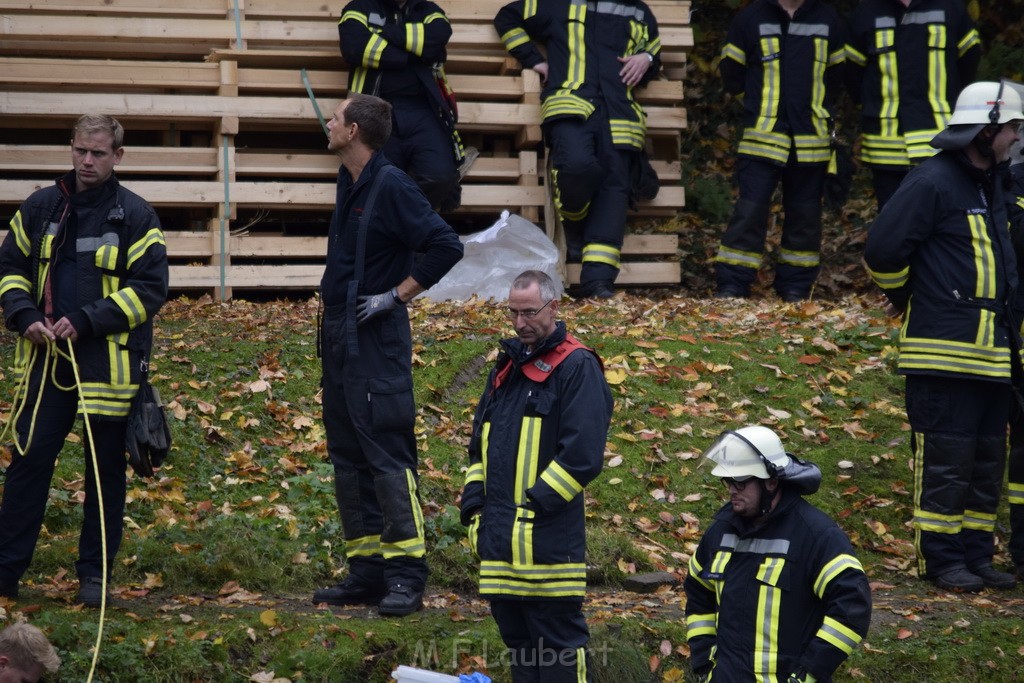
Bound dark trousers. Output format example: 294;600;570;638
321;306;427;590
0;353;128;584
905;375;1011;578
548;112;632;287
716;155;826;296
870;165;908;211
383;97;461;211
490;598;591;683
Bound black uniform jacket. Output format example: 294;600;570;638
846;0;981;166
684;490;872;682
461;321;613;600
865;151;1019;381
720;0;846;165
494;0;661;150
0;171;168;417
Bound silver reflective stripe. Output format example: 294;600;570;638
759;23;782;36
77;232;119;253
589;1;644;21
903;10;946;25
789;22;829;38
368;12;385;27
718;534;790;555
875;16;897;29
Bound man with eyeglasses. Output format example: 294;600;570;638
684;426;871;683
460;270;613;682
865;81;1024;592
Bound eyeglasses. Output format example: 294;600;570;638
722;476;755;490
506;299;553;321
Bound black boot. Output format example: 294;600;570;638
312;575;386;606
378;583;424;616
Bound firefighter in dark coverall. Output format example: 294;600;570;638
494;0;662;299
312;94;463;616
0;114;169;607
461;270;612;682
338;0;464;211
1005;125;1024;581
714;0;845;302
864;81;1024;592
846;0;981;210
684;426;872;683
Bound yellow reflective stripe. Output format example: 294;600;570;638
754;576;781;680
721;42;745;66
539;460;583;502
363;33;387;68
352;66;368;93
382;536;426;558
9;211;31;257
404;23;425;56
646;35;662;56
515;416;541;503
0;274;31;297
716;245;762;270
465;461;484;485
757;36;781;131
575;647;587;681
900;337;1010;362
709;549;731;579
609;118;646;148
958;28;980;56
688;554;714;591
927;24;948;129
876;28;898;121
865;262;909;290
582;243;621;268
813;554;863;598
112;287;147;327
816;615;862;655
686;612;717;639
382;468;427;559
974;308;995;348
500;27;531;51
107;336;130;386
541;92;595;120
845;44;866;66
966;214;996;299
1009;482;1024;506
563;2;587;92
479;560;587;597
345;534;382;557
512;506;534;566
778;248;820;267
913;508;961;533
861;133;911;165
339;9;368;27
962;509;996;532
481;422;490;494
810;38;829;132
524;0;538;19
127;228;164;269
423;11;446;25
551;167;590;221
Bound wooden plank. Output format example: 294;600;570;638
566;262;680;286
0;57;223;92
0;145;219;174
0;0;232;17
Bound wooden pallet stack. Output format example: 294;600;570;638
0;0;691;296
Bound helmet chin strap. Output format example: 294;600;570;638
757;480;776;518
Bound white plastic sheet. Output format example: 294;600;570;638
421;211;563;302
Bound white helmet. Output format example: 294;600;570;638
704;426;822;494
705;426;791;479
933;80;1024;150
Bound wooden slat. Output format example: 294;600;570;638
566;262;679;285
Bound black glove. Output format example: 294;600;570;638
356;287;402;326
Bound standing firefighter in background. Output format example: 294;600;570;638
714;0;845;302
0;114;168;607
864;81;1023;592
495;0;662;299
461;270;613;681
312;94;463;616
338;0;464;211
1006;119;1024;581
846;0;981;210
684;426;872;683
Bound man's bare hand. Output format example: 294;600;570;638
24;320;56;346
617;53;652;87
52;316;79;342
532;62;549;85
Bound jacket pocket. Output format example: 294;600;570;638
367;374;415;433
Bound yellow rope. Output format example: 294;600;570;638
0;338;109;681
